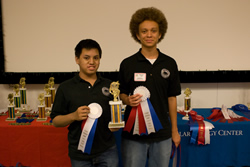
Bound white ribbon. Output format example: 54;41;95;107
221;105;231;120
78;118;95;152
133;108;140;135
204;121;214;145
227;109;242;118
140;100;155;134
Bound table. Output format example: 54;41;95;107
174;108;250;167
0;114;70;167
1;109;250;167
0;113;123;167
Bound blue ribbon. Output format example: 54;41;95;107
147;98;163;132
171;141;181;167
189;120;199;144
84;119;98;154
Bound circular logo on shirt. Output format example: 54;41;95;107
161;68;170;78
102;87;110;96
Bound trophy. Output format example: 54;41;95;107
48;77;55;105
182;88;192;120
6;93;16;121
37;93;47;121
19;77;28;111
108;81;125;128
44;84;52;115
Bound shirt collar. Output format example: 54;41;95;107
136;48;164;62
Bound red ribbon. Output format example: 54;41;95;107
137;104;146;134
123;107;137;132
197;120;205;145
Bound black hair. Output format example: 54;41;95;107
74;39;102;58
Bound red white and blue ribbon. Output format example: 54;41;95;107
177;108;214;145
78;103;102;154
124;86;163;135
207;105;250;123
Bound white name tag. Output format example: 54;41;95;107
134;73;146;82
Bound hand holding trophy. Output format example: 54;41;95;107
108;81;125;128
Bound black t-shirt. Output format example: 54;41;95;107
50;74;116;160
119;49;181;142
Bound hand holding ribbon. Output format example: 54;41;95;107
78;103;102;154
124;86;163;135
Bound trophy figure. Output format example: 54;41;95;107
44;84;52;115
6;93;16;121
37;93;47;121
13;84;21;116
19;77;28;111
48;77;55;105
182;88;192;120
108;81;125;128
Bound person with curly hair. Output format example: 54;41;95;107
118;7;181;167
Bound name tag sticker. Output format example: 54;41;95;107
134;73;146;82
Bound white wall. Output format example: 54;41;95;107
1;83;250;111
2;0;250;72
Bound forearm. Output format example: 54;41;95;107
120;93;130;105
52;112;76;127
168;96;178;132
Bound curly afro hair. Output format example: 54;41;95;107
129;7;168;43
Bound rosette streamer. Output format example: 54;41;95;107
78;103;102;154
124;86;163;135
207;105;250;123
170;141;181;167
177;109;214;145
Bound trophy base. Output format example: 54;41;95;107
182;109;191;120
108;121;125;128
182;115;189;120
37;117;47;121
6;117;16;121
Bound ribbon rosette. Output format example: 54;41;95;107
123;86;163;135
78;103;102;154
178;109;214;145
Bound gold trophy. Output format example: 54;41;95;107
19;77;28;111
182;88;192;120
37;93;47;121
48;77;56;105
6;93;16;121
108;81;125;128
44;84;52;115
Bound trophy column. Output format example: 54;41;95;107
108;81;125;128
6;93;16;121
19;77;28;112
109;101;125;128
45;94;52;111
50;88;55;104
37;93;47;121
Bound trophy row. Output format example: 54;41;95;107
6;77;56;121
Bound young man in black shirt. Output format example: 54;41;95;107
119;7;181;167
51;39;119;167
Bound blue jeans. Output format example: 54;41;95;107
121;138;172;167
71;145;119;167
